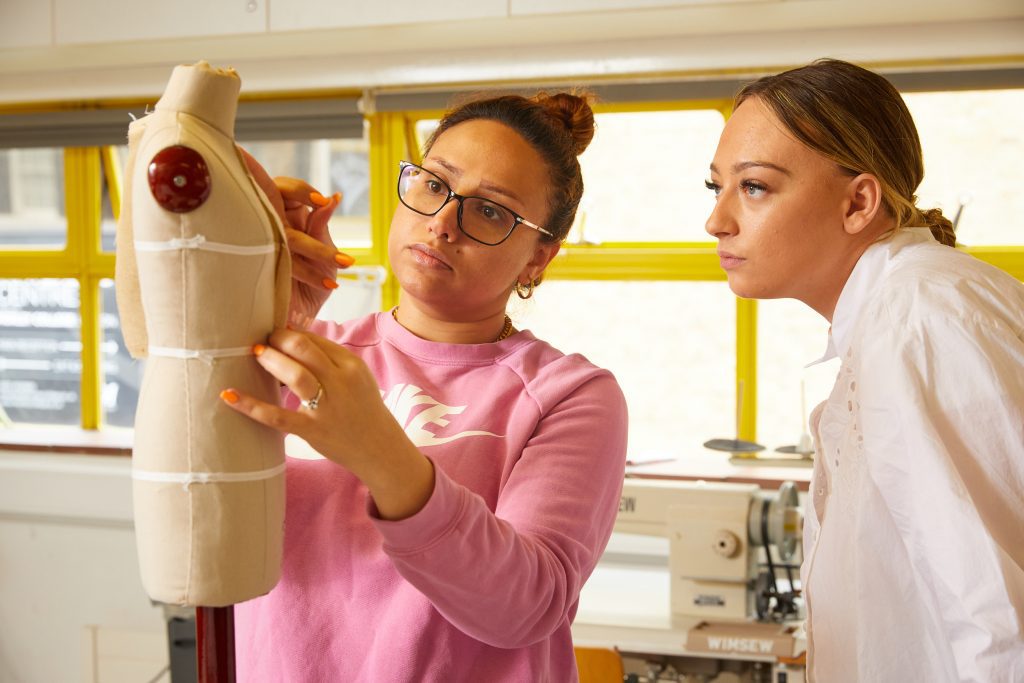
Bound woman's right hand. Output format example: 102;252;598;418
239;146;356;328
221;326;436;521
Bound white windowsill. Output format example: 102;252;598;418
0;427;133;456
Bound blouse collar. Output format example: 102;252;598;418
809;228;937;365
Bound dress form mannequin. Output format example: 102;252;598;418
116;61;289;607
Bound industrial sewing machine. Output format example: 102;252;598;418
606;478;807;682
616;478;802;624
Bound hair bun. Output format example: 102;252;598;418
533;91;596;156
920;207;957;247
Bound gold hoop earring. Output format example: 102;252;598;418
515;279;535;300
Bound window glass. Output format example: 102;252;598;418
756;298;838;452
100;278;140;428
577;109;724;244
101;146;128;252
515;280;737;459
416;109;724;244
0;279;81;426
0;148;66;248
414;119;439;152
904;88;1024;246
244;136;371;250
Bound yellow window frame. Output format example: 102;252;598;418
375;100;763;440
375;98;1024;444
0;147;115;429
2;94;1020;439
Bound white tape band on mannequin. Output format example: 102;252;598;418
135;235;275;255
148;345;252;363
132;462;286;488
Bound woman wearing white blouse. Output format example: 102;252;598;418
705;58;1024;682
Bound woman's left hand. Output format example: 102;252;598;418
238;146;356;328
220;327;435;519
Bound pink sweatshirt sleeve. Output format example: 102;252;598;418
370;372;628;648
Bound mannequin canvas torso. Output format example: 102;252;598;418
116;61;290;607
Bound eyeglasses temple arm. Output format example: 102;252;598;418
519;217;554;238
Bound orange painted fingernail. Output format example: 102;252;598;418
332;192;342;203
252;343;267;356
334;252;356;267
220;389;240;404
322;277;339;290
310;191;330;207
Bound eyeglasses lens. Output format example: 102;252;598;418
398;164;515;245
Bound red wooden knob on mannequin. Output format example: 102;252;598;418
148;145;212;213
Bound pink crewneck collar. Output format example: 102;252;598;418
375;309;535;365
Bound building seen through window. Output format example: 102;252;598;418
244;137;371;249
0;148;66;248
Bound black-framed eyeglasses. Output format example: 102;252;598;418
396;161;553;246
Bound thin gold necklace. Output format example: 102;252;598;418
392;308;514;342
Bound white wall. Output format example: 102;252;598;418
0;452;167;683
0;0;1021;103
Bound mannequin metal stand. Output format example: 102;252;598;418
196;606;235;682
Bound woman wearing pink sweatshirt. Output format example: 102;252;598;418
221;92;629;681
